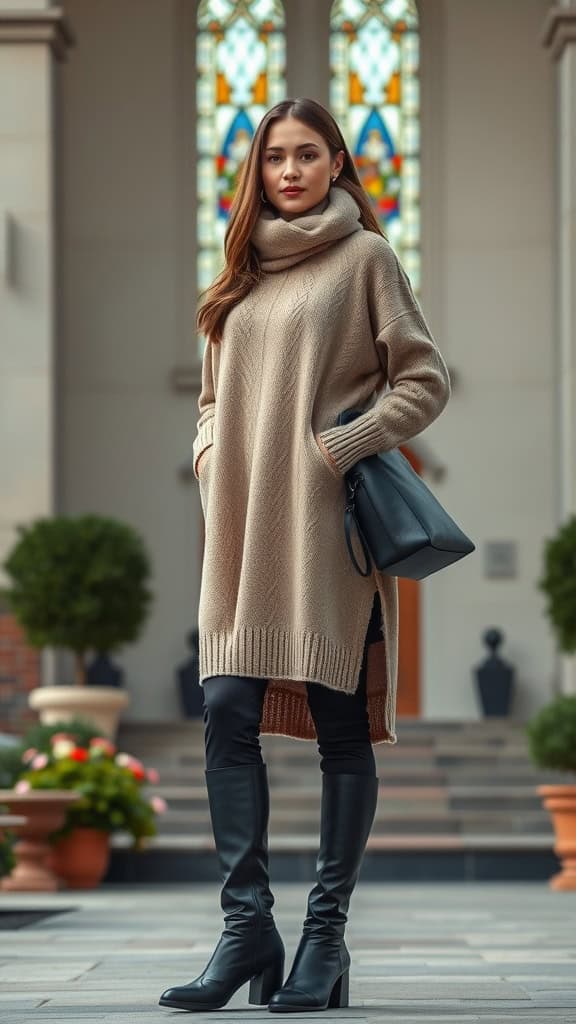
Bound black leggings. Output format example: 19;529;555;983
202;591;381;777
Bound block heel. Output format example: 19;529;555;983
328;968;349;1008
249;957;285;1005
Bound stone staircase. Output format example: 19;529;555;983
109;718;562;881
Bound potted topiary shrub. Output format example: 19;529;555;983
526;696;576;891
538;514;576;688
530;516;576;890
2;515;153;738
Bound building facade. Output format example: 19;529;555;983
1;0;574;727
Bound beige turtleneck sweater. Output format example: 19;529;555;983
193;187;451;744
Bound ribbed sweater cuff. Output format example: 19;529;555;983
317;409;384;476
192;411;215;480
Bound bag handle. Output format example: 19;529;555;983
344;477;372;577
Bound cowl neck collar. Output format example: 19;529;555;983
250;187;364;272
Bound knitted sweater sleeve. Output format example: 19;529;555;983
192;339;216;480
317;241;451;477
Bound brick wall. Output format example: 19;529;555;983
0;597;40;735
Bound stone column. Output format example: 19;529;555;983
0;4;73;688
543;2;576;694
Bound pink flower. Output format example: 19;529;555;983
52;739;75;759
31;752;49;769
50;733;75;744
14;779;31;793
147;768;160;784
115;752;135;767
150;796;167;814
21;747;37;764
90;737;116;757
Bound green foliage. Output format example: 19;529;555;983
2;514;154;658
525;695;576;776
20;717;103;754
0;718;103;788
0;744;26;789
538;516;576;653
0;831;16;879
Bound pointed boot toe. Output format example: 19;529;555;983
158;983;215;1011
268;984;317;1012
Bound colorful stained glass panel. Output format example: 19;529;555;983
330;0;421;290
196;0;286;352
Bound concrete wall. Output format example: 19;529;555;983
55;0;558;721
0;2;57;581
58;0;200;717
420;0;557;720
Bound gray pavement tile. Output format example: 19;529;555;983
529;992;576;1006
0;999;47;1009
2;883;576;1021
355;981;531;998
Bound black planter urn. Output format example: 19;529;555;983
474;628;515;716
177;629;205;718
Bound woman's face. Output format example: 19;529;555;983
261;117;344;220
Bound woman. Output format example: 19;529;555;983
159;97;451;1014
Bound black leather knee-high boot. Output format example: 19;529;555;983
268;772;378;1013
159;763;284;1012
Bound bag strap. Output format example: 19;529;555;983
344;478;372;577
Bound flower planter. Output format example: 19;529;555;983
48;826;111;889
537;784;576;891
28;685;130;740
0;815;27;839
0;790;81;891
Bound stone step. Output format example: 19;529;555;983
154;806;552;836
118;719;556;847
138;747;538;766
120;717;529;732
111;830;555;852
118;720;534;752
131;732;532;749
135;744;534;761
149;782;547;810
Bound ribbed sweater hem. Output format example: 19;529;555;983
198;626;365;693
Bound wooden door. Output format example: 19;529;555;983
396;446;421;716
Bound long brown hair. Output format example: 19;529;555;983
197;97;387;345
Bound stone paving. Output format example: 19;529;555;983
0;882;575;1022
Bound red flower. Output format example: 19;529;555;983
130;766;146;781
70;748;89;762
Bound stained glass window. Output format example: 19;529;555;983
330;0;420;290
196;0;286;352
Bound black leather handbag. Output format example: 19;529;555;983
338;408;475;579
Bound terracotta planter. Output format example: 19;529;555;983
28;685;130;739
48;826;111;889
0;814;27;840
537;784;576;891
0;790;81;891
